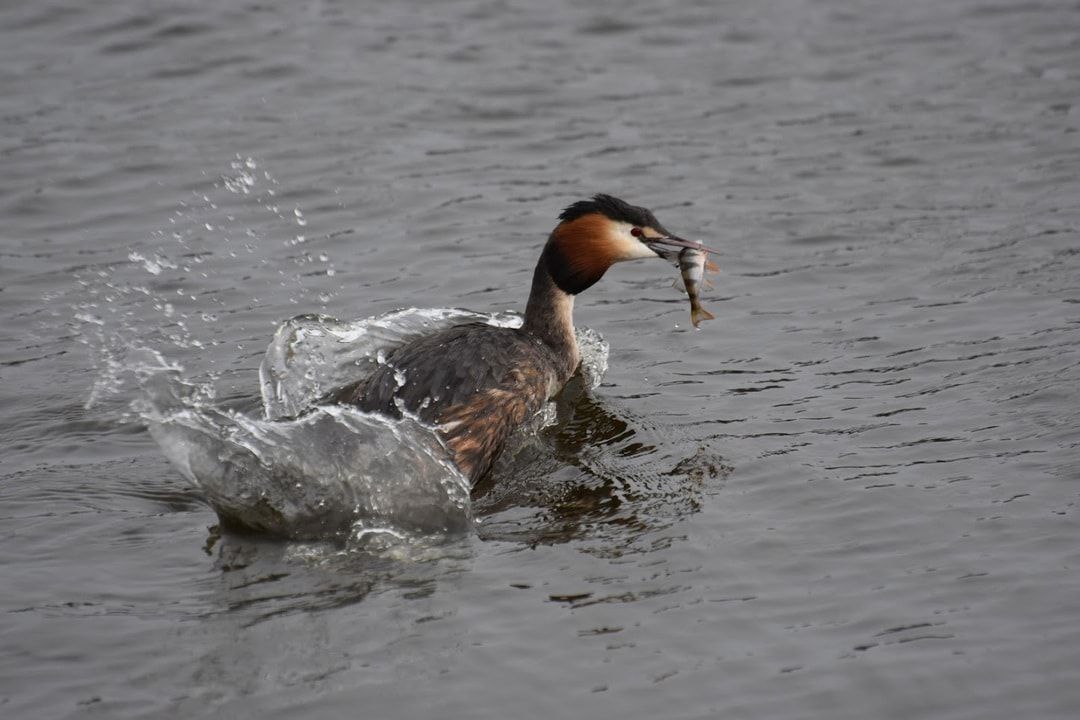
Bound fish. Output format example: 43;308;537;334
676;247;717;328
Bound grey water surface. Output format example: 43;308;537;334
2;0;1079;718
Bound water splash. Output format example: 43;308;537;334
127;341;472;544
259;308;522;421
67;156;618;548
92;308;609;547
258;309;609;422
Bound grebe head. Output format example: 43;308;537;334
543;194;711;294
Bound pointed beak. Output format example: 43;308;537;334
643;235;719;261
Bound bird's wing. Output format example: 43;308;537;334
329;323;556;483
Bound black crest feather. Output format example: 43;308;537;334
558;194;668;234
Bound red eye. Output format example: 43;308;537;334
630;227;643;237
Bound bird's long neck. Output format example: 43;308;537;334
523;247;579;382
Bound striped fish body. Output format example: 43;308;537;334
677;248;716;328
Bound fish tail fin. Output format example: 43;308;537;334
690;306;716;328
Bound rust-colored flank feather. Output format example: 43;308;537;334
326;322;562;483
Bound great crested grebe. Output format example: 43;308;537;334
329;195;712;485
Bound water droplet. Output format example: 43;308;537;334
74;312;105;326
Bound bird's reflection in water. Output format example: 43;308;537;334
198;373;729;583
200;525;472;626
183;384;728;709
474;376;730;551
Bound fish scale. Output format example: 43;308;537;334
677;247;716;328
